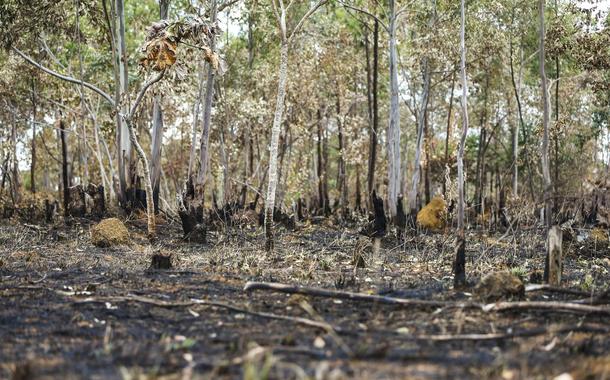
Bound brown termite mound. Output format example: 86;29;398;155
416;196;447;231
474;271;525;302
90;218;130;247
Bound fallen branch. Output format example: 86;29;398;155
409;324;609;341
525;284;590;297
244;281;479;309
245;281;610;316
73;294;339;332
483;301;610;316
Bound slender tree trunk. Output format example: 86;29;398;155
509;37;535;201
30;80;36;193
454;0;469;288
76;0;89;185
150;0;170;212
92;117;113;202
125;118;156;239
424;108;431;205
539;0;554;281
474;75;489;215
11;117;21;203
336;93;347;218
59;119;70;215
316;109;326;213
195;0;218;199
387;0;401;219
114;0;135;206
265;40;289;251
188;63;205;180
355;165;362;212
150;100;164;212
553;0;560;201
443;68;456;198
408;57;431;221
367;20;379;206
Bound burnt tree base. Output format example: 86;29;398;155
453;235;466;288
150;254;172;270
179;207;206;244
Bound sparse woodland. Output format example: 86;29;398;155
0;0;609;379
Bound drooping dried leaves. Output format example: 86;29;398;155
141;37;177;71
140;17;221;73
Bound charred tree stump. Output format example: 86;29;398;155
86;184;106;218
359;191;387;267
545;226;563;286
296;198;304;222
67;185;87;217
179;208;206;243
453;234;466;288
150;254;172;270
44;199;58;223
396;196;407;241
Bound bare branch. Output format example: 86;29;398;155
288;0;328;42
127;70;166;121
337;1;389;33
12;47;116;108
217;0;240;13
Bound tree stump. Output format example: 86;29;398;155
547;225;563;286
44;199;58;223
87;184;106;218
150;254;172;270
67;185;87;217
359;191;386;268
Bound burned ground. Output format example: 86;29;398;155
0;217;609;379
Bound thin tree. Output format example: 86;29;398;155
30;79;37;194
539;0;554;281
454;0;469;288
150;0;171;212
340;0;408;220
265;0;327;252
408;56;431;224
195;0;219;200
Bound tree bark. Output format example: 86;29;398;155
336;93;348;218
509;37;535;201
30;80;36;193
443;68;456;198
195;0;218;199
150;0;170;213
59;119;70;216
539;0;554;282
265;40;289;251
10;114;21;204
387;0;401;219
367;20;379;208
114;0;131;205
265;0;326;251
408;57;431;222
474;75;489;215
454;0;469;288
188;63;205;181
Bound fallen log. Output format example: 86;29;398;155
244;281;478;309
483;301;610;315
244;281;610;316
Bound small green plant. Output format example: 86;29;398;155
243;351;275;380
581;274;594;292
510;266;527;281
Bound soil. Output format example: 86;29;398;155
0;216;609;379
